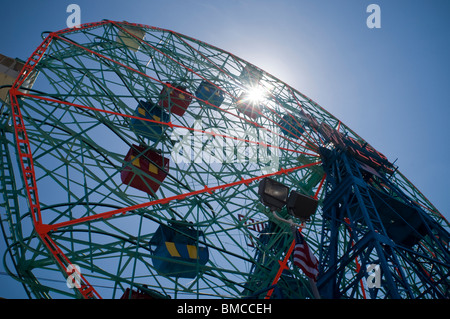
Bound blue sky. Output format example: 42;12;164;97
0;0;449;298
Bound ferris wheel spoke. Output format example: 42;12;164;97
19;91;318;160
37;231;101;298
55;27;321;156
192;39;321;150
45;161;320;232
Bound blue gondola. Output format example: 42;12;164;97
279;114;305;139
195;80;224;108
130;100;170;141
149;223;209;278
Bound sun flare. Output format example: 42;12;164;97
245;86;266;104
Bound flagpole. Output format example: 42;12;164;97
264;223;322;299
264;221;303;299
308;278;321;299
291;225;321;299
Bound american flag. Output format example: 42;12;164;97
293;230;319;281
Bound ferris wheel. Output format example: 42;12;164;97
0;20;448;299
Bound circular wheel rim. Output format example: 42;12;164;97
1;20;448;299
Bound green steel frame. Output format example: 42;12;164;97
0;20;448;299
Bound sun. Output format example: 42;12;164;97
245;85;266;104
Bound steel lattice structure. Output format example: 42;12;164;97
0;20;448;299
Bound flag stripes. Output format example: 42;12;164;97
293;230;319;281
